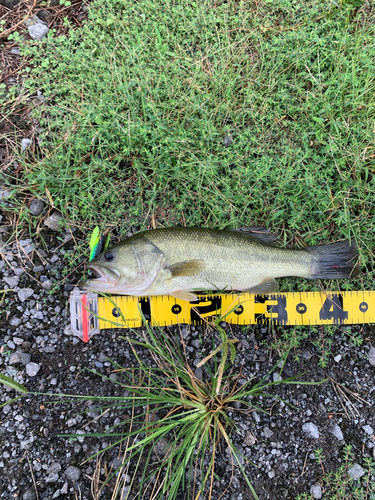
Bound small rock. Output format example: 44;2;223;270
33;265;45;273
369;346;375;367
44;212;64;231
264;427;274;438
9;352;31;366
302;422;320;439
48;462;62;474
26;362;41;377
42;279;53;290
347;463;366;480
21;138;31;151
10;317;22;327
223;134;233;147
29;199;45;216
23;244;34;254
0;190;12;200
18;238;31;247
45;472;59;483
273;373;282;382
24;15;48;27
18;288;34;302
4;275;20;287
28;23;49;40
23;488;36;500
33;311;44;320
153;437;170;457
310;483;322;499
60;482;68;495
362;425;374;435
11;48;21;55
244;432;256;446
334;354;342;363
13;337;24;346
65;465;81;481
267;470;275;479
252;411;260;423
329;422;344;441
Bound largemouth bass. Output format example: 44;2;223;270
80;227;359;301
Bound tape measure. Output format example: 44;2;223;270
69;290;374;342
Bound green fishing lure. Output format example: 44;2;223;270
89;227;110;261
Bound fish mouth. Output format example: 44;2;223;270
79;264;120;290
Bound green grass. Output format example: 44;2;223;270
56;322;322;500
297;445;375;500
2;0;373;291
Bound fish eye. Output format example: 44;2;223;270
104;251;114;261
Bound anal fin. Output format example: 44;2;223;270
244;278;279;294
170;291;198;302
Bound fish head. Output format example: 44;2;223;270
80;237;165;295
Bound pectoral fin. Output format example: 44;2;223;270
170;291;198;302
167;259;204;278
244;278;279;293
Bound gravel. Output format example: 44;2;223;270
29;199;45;216
21;138;31;151
1;225;375;500
302;422;320;439
347;463;366;480
25;362;41;377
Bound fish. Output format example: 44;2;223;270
79;227;360;301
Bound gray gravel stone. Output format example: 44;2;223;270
11;47;21;55
21;138;31;151
33;311;44;320
302;422;320;439
264;427;274;438
369;346;375;367
9;352;31;365
362;425;374;435
310;483;322;499
48;462;62;474
329;422;344;441
42;279;53;291
4;275;20;287
223;134;233;147
28;23;49;40
154;438;171;457
29;199;45;216
347;463;366;480
23;244;34;254
26;362;41;377
22;488;36;500
0;190;12;200
65;465;81;481
334;354;342;363
18;288;34;302
44;212;64;231
45;472;59;483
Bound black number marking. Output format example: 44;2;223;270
296;303;307;314
255;295;288;325
190;296;222;324
234;305;244;315
319;294;348;323
112;307;121;318
172;304;182;315
359;302;368;313
139;297;151;322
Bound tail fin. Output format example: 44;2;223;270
307;239;360;280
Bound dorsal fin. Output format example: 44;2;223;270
230;227;278;245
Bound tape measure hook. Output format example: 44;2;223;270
70;290;100;342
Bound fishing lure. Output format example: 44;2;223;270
89;227;110;261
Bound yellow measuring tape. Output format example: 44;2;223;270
97;291;374;329
69;290;374;341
